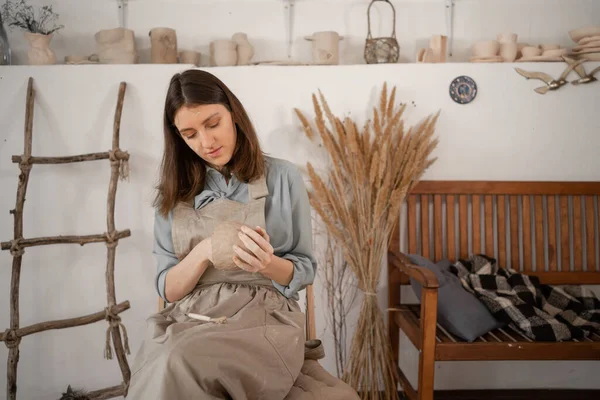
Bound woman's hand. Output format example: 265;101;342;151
233;226;273;273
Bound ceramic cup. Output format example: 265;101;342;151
497;32;518;43
521;46;542;58
500;42;518;62
212;39;237;66
472;40;500;57
179;50;200;66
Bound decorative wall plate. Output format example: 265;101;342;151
449;75;477;104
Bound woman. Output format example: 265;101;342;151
127;69;316;399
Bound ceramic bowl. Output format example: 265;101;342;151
472;40;500;57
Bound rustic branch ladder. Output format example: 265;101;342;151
0;78;132;400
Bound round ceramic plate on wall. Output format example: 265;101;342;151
449;76;478;104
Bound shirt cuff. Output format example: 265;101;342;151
156;268;170;302
271;254;308;300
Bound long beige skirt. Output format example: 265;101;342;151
127;282;305;400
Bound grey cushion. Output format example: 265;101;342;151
407;255;504;342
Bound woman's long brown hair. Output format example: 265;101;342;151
154;69;265;217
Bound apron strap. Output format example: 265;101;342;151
248;175;268;200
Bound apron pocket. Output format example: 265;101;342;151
264;309;305;382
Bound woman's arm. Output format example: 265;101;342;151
164;238;212;302
153;210;212;303
233;164;317;299
271;166;317;297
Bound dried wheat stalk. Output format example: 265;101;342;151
314;217;357;378
295;83;439;399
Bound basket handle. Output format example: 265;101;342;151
367;0;397;39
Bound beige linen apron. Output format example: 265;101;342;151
127;176;306;399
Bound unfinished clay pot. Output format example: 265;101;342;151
429;34;447;62
212;39;237;66
500;42;518;62
179;50;200;66
149;27;178;64
24;32;56;65
94;28;137;64
304;31;343;65
211;221;251;270
232;32;254;65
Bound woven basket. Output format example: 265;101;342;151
364;0;399;64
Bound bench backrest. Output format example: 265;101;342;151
390;181;600;285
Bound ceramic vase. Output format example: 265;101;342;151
24;32;56;65
211;39;237;66
150;27;178;64
232;32;254;65
429;35;447;62
94;28;137;64
304;31;343;65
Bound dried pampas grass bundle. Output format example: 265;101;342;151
295;83;440;399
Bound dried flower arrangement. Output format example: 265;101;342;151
295;84;440;399
1;0;64;35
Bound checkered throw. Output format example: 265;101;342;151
450;254;600;341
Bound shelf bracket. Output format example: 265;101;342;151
445;0;455;57
117;0;129;29
282;0;295;59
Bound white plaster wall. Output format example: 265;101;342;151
1;61;599;399
2;0;599;66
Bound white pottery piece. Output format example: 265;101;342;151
568;26;600;43
232;32;254;65
521;46;542;58
94;28;137;64
472;40;499;57
212;39;237;66
179;50;200;66
429;35;447;62
497;32;518;43
24;32;56;65
149;27;178;64
304;31;343;65
579;35;600;45
499;42;518;62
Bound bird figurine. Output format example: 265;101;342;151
514;58;585;94
563;55;600;85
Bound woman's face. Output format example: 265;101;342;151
174;104;237;170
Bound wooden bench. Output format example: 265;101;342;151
387;181;600;400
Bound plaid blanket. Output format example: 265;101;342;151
450;254;600;341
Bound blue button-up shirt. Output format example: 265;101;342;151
153;156;317;301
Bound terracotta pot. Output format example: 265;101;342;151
24;32;56;65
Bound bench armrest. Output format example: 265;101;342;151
388;250;439;289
